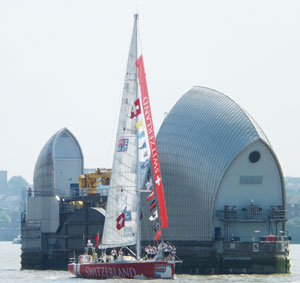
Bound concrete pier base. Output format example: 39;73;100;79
174;240;290;274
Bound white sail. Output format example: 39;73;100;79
100;15;139;248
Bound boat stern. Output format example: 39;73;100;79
68;263;81;277
154;262;175;279
68;264;75;275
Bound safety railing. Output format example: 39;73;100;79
216;205;287;222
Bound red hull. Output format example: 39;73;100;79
68;261;175;279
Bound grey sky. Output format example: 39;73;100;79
0;1;299;183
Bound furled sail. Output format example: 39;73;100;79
100;15;139;248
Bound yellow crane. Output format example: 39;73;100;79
79;168;111;194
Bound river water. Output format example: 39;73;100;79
1;241;299;283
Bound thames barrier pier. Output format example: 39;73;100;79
22;88;290;273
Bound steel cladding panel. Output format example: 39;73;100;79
148;87;271;241
33;135;56;192
33;128;83;194
55;159;82;196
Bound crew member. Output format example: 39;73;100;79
101;249;107;262
111;248;117;260
171;245;176;260
163;242;170;260
145;245;151;259
152;245;157;258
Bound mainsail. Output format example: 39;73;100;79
101;14;168;250
101;15;139;248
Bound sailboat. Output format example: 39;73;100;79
68;14;180;280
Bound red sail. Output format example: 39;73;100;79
136;55;168;229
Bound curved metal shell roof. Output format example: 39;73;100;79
33;128;83;192
155;86;273;241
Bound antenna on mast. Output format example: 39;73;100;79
135;0;139;15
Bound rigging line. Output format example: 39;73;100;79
108;185;136;189
109;204;137;213
104;219;138;229
106;198;138;212
116;134;136;138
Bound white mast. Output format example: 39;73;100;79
134;14;141;260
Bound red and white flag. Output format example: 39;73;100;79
130;98;141;118
150;200;156;211
155;228;161;242
116;212;125;230
95;231;99;248
146;189;155;202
